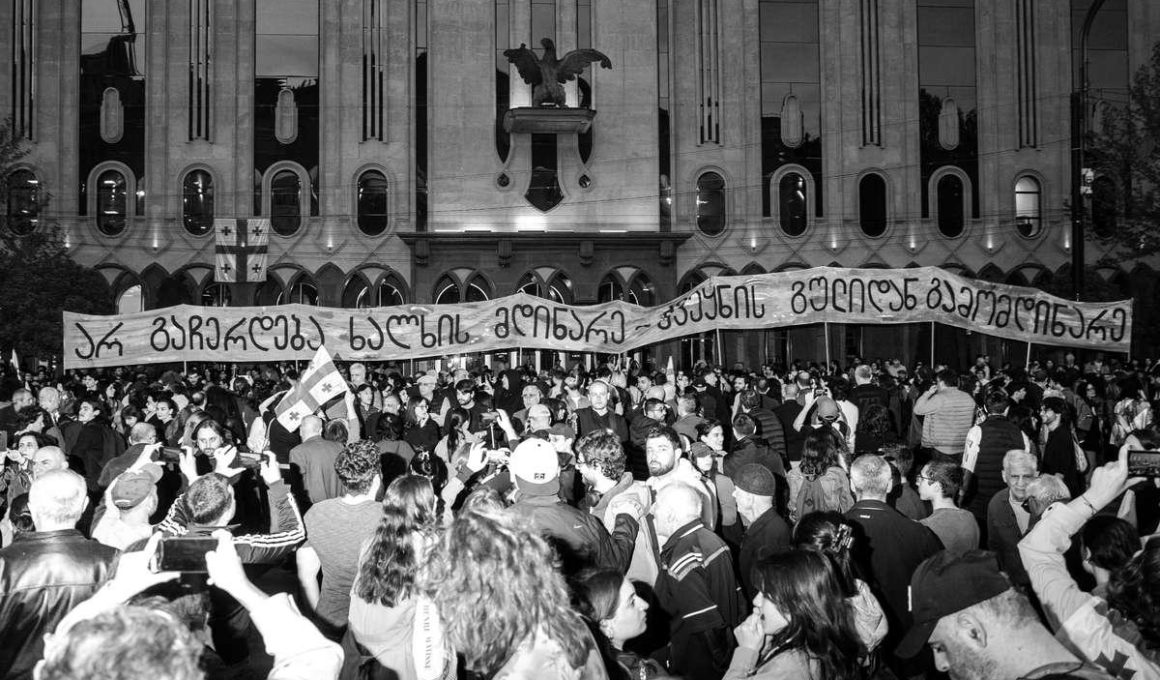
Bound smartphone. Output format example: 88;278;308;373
481;411;499;423
154;536;217;573
1127;450;1160;478
160;447;184;462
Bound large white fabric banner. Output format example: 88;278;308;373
64;267;1132;368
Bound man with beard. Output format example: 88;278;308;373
897;549;1113;679
643;425;715;529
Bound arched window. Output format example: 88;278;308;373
778;173;807;236
858;174;887;237
1091;176;1117;237
255;280;282;306
356;171;389;236
283;277;318;305
434;273;490;304
116;284;143;314
345;275;407;308
434;275;460;304
202;282;232;307
695;172;726;236
598;272;654;306
182;170;215;235
270;170;302;236
464;275;490;302
6;170;39;235
96;169;128;236
518;271;572;304
1014;176;1041;238
936;174;964;237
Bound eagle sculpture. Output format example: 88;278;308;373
503;38;612;108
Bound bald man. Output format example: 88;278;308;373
289;416;344;504
653;482;744;680
0;469;118;680
31;446;67;480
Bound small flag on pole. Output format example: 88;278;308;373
215;218;269;283
275;345;348;432
9;348;19;373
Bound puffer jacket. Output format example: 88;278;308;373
0;529;119;680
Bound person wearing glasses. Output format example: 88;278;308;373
986;449;1038;593
916;457;980;554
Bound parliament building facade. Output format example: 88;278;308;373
3;0;1158;365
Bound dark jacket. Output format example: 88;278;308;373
845;499;943;651
966;415;1025;525
738;507;791;601
987;487;1030;586
510;490;638;575
0;529;119;680
773;401;804;461
655;519;744;680
747;406;787;464
724;437;785;479
575;407;629;442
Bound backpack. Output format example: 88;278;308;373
796;466;855;521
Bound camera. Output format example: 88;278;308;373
1128;450;1160;479
153;535;217;573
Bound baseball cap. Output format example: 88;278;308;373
896;550;1013;658
816;396;840;420
111;463;163;509
733;464;776;496
508;438;560;493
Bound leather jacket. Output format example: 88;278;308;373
0;529;119;680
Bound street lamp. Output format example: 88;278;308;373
1072;0;1108;301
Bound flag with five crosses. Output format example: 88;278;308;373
275;344;349;432
214;218;269;283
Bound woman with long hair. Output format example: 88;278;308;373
346;474;452;680
785;430;855;523
374;412;416;486
794;512;888;658
573;568;671;680
426;505;606;679
402;397;440;455
727;550;863;680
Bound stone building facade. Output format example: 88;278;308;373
2;0;1157;367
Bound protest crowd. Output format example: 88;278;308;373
1;349;1160;680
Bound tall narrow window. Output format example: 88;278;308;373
495;0;511;162
696;172;726;236
858;173;887;237
96;170;128;236
434;275;460;304
936;174;964;237
1014;176;1041;238
860;0;881;145
415;0;428;230
182;169;214;235
760;0;822;218
189;0;212;140
255;0;319;216
80;1;146;217
918;0;978;219
6;170;39;235
270;170;302;236
696;0;721;144
362;0;385;141
658;0;672;228
356;170;388;235
778;173;807;236
286;279;319;305
12;0;36;138
1016;0;1036;147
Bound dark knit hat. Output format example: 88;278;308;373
733;464;776;496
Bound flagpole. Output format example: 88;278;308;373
929;322;935;368
824;322;831;370
1025;341;1033;369
715;329;724;366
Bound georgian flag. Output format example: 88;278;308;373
214;218;269;283
275;345;349;431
